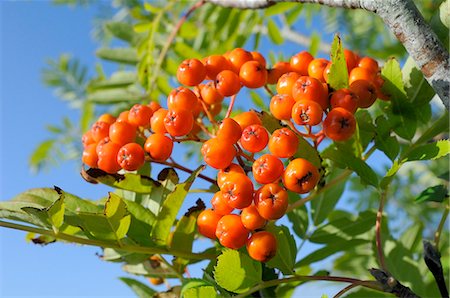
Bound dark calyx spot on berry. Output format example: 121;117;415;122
268;193;276;202
300;111;310;122
297;171;312;185
339;117;350;129
301;81;311;89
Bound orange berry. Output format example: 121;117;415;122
323;107;356;141
216;118;242;144
291;100;323;126
358;56;379;73
220;173;254;209
241;205;266;231
240;124;269;153
252;154;284;184
97;142;122;174
200;81;224;105
330;88;359;113
250;51;267;67
292;76;329;110
217;163;245;189
308;58;329;82
233;111;262;131
215;70;241;97
164;109;194;137
215;214;249;249
128;104;153;127
269;94;296;121
98;113;116;124
150;108;168;134
203;54;232;80
117;143;145;171
267;61;291;85
201;138;236;169
282;158;320;194
276;72;301;96
268;128;298;158
211;191;234;215
254;183;288;220
82;143;98;168
348;67;376;85
167;87;198;111
197;209;222;239
177;58;206;86
239;61;268;88
349;80;377;108
144;133;174;161
109;121;136;146
290;51;314;75
246;231;277;262
91;121;111;143
227;48;253;73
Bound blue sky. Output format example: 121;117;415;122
0;2;387;297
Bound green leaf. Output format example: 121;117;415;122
179;20;199;39
374;116;400;161
328;34;349;90
83;168;159;193
310;168;347;225
287;200;308;238
322;147;378;187
96;48;138;65
402;56;434;107
78;193;130;242
22;188;65;233
267;19;284;45
265;224;297;275
309;210;376;243
29;140;55;172
296;239;367;267
123;199;156;246
119;277;156;298
87;87;142;104
286;5;303;26
214;249;262;294
150;166;203;246
122;259;178;278
249;91;265;110
105;22;137;44
174;43;202;59
308;32;321;56
381;58;416;140
355;110;376;151
184;286;218;298
415;185;449;203
264;3;297;16
89;71;137;90
415;112;449;145
399;223;423;251
406;140;450;161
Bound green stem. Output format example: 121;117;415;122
287;169;351;213
376;188;388;272
233;275;382;298
434;203;449;248
0;220;216;260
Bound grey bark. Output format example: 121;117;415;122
207;0;450;109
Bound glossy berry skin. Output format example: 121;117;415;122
291;100;323;126
270;94;296;121
200;81;224;105
292;76;329;110
177;58;206;86
349;80;377;108
246;231;277;262
358;56;379;73
216;118;242;144
252;154;284;185
97;142;122;174
220;173;254;209
344;49;359;72
250;51;266;67
215;214;249;249
98;113;116;125
144;133;174;161
197;209;222;239
164;109;194;137
128;104;153;127
82;143;98;168
109;121;136;146
215;70;241;97
201;138;236;169
239;60;268;88
276;72;301;96
203;55;232;80
211;191;234;215
283;158;320;194
290;51;314;76
323;107;357;141
117;143;145;171
167;87;198;111
150;108;168;134
348;67;376;85
227;48;253;73
268;128;299;158
254;183;288;220
267;61;291;85
233;111;262;131
330;88;359;113
91;121;111;143
217;163;245;189
240;124;269;153
308;58;329;83
241;205;266;231
82;130;95;148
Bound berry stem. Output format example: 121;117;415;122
147;156;217;185
198;97;218;126
434;203;449;248
225;94;237;118
233;275;382;298
264;85;274;97
0;220;216;260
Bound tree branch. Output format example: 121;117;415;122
206;0;449;109
369;268;421;298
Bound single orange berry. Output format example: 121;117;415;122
144;133;174;161
117;142;145;171
246;231;277;262
241;205;266;231
177;58;206;86
282;158;320;194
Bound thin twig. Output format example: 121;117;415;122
376;188;388;272
225;94;237;118
333;283;361;298
434;203;449;248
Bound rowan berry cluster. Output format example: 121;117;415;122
80;47;385;263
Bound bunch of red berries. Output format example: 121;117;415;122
80;46;386;262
